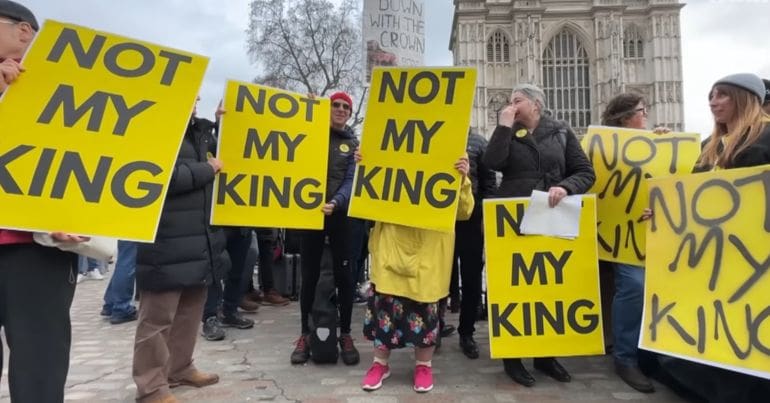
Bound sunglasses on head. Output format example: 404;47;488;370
332;101;351;111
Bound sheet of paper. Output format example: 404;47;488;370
520;190;583;238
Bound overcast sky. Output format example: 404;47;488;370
22;0;770;137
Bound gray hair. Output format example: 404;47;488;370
511;83;546;113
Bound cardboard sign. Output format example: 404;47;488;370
583;126;699;264
642;165;770;380
348;67;476;232
484;195;604;358
0;20;208;241
211;81;329;229
362;0;425;82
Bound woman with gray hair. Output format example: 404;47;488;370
483;83;596;387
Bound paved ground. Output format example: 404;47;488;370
1;271;689;402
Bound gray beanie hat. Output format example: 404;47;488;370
713;73;765;102
0;0;37;31
763;78;770;105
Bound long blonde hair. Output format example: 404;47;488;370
699;84;768;169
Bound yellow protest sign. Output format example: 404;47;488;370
582;126;699;265
642;166;770;380
0;20;208;241
483;195;604;358
348;67;476;232
211;81;329;229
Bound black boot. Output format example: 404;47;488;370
459;335;479;359
503;358;535;387
533;357;571;382
616;362;654;393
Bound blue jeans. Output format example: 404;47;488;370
102;241;136;316
612;263;645;366
78;256;101;274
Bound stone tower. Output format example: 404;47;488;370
450;0;685;136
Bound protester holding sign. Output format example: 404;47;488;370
648;73;770;402
483;83;595;387
599;93;662;393
359;149;474;393
0;2;90;401
290;91;360;366
132;104;228;402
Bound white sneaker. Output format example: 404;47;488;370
87;270;104;280
76;273;86;283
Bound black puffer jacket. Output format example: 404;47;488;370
483;116;595;197
326;126;358;210
136;117;228;291
466;130;497;198
694;125;770;172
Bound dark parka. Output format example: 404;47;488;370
326;126;358;210
136;117;228;291
694;124;770;172
483;116;595;197
466;130;497;198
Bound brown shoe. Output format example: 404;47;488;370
239;297;260;312
169;370;219;388
147;395;179;403
244;290;263;303
262;289;290;306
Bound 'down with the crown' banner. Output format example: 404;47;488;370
483;196;604;358
582;126;699;265
349;67;476;232
0;20;208;241
641;166;770;380
211;81;329;229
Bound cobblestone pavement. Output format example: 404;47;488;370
1;272;687;402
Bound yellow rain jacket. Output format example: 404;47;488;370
368;176;475;303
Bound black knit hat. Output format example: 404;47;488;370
0;0;38;31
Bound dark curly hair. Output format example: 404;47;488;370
601;93;646;127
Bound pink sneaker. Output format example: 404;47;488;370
413;364;433;393
362;362;391;391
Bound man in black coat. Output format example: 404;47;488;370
453;128;497;359
132;100;228;403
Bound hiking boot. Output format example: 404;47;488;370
361;362;390;391
201;316;226;341
413;364;433;393
238;297;260;312
169;370;219;388
290;334;311;364
262;289;290;306
221;312;254;329
339;333;360;365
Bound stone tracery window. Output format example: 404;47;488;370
623;24;644;59
487;30;510;63
542;29;591;131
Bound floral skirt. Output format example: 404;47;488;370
362;285;440;349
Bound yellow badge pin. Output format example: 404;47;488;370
340;144;350;153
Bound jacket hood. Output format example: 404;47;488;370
331;125;356;139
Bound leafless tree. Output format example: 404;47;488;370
247;0;365;128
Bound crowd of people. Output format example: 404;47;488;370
1;1;770;402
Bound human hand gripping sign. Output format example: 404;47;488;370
0;58;24;93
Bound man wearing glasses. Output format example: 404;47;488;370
290;91;360;366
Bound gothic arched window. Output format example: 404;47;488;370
623;25;644;59
487;31;510;63
542;29;591;131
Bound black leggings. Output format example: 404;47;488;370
299;213;353;335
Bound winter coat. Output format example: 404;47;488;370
326;126;358;211
483;116;595;197
368;176;474;303
694;124;770;172
136;117;228;291
466;131;497;198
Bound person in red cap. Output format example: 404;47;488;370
0;1;91;402
290;91;360;366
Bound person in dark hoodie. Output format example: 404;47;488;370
290;91;360;366
482;83;595;388
0;3;89;402
132;98;228;403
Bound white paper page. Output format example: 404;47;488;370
520;190;583;238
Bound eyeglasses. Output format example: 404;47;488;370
332;101;351;111
634;107;648;115
0;20;18;26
